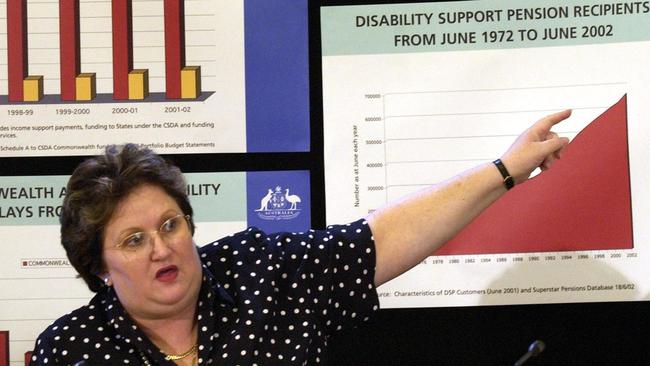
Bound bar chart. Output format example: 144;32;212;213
2;0;206;103
0;0;234;157
1;0;310;156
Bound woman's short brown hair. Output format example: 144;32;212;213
60;144;194;292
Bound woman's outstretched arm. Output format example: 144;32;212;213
369;110;572;286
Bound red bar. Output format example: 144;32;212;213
7;0;28;102
164;0;186;99
59;0;81;101
0;331;8;366
111;0;133;100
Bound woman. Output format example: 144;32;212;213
30;110;570;365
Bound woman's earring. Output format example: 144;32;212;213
103;277;112;287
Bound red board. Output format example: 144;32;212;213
436;95;633;255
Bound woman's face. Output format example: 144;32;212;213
101;184;202;320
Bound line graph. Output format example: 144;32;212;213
321;0;650;310
437;95;632;254
374;85;634;254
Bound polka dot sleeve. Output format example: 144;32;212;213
201;218;380;337
30;332;56;365
304;219;380;334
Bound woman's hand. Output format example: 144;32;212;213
501;110;572;184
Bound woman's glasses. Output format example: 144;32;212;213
112;213;191;261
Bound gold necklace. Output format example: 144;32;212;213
164;343;198;361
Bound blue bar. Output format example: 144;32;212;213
244;0;310;152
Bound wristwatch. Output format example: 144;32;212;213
493;159;514;190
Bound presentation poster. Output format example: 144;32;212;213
0;0;309;156
321;0;650;308
0;170;310;363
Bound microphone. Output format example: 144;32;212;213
514;340;546;366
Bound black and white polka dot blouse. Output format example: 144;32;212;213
30;219;379;365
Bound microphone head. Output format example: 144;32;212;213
528;340;546;356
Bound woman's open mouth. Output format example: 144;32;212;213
155;265;178;282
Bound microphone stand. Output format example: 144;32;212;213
514;340;546;366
